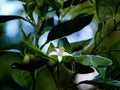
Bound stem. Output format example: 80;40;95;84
32;72;36;90
57;62;61;90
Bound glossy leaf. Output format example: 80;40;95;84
74;55;112;67
10;68;33;88
0;15;27;23
79;79;120;87
46;14;93;43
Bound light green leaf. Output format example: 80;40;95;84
74;55;112;67
23;41;50;60
10;68;33;88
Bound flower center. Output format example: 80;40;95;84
58;47;65;56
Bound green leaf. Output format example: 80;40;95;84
96;68;106;80
46;14;93;43
109;41;120;51
96;0;120;21
64;62;94;74
62;56;73;63
46;43;56;55
0;15;27;23
105;80;120;87
46;43;57;66
10;68;33;88
57;37;72;53
35;66;57;90
79;79;120;87
23;41;50;60
74;55;112;67
45;0;64;10
0;52;22;81
70;39;91;52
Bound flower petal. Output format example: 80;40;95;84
62;52;72;56
58;56;62;62
49;52;58;56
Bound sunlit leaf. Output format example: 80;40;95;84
74;55;112;67
46;14;93;43
10;68;33;88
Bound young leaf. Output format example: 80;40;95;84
74;55;112;67
10;68;33;88
46;14;93;43
0;15;27;23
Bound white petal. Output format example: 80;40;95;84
55;48;59;53
62;52;72;56
58;56;62;62
49;52;58;56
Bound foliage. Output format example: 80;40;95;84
1;0;120;90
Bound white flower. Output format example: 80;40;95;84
49;47;72;62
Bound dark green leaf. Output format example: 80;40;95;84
62;56;73;63
70;39;91;52
74;55;112;67
96;0;120;21
64;62;94;74
0;52;22;80
109;41;120;51
10;68;33;88
45;0;64;10
46;14;93;43
57;37;72;53
0;15;27;23
63;0;88;8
